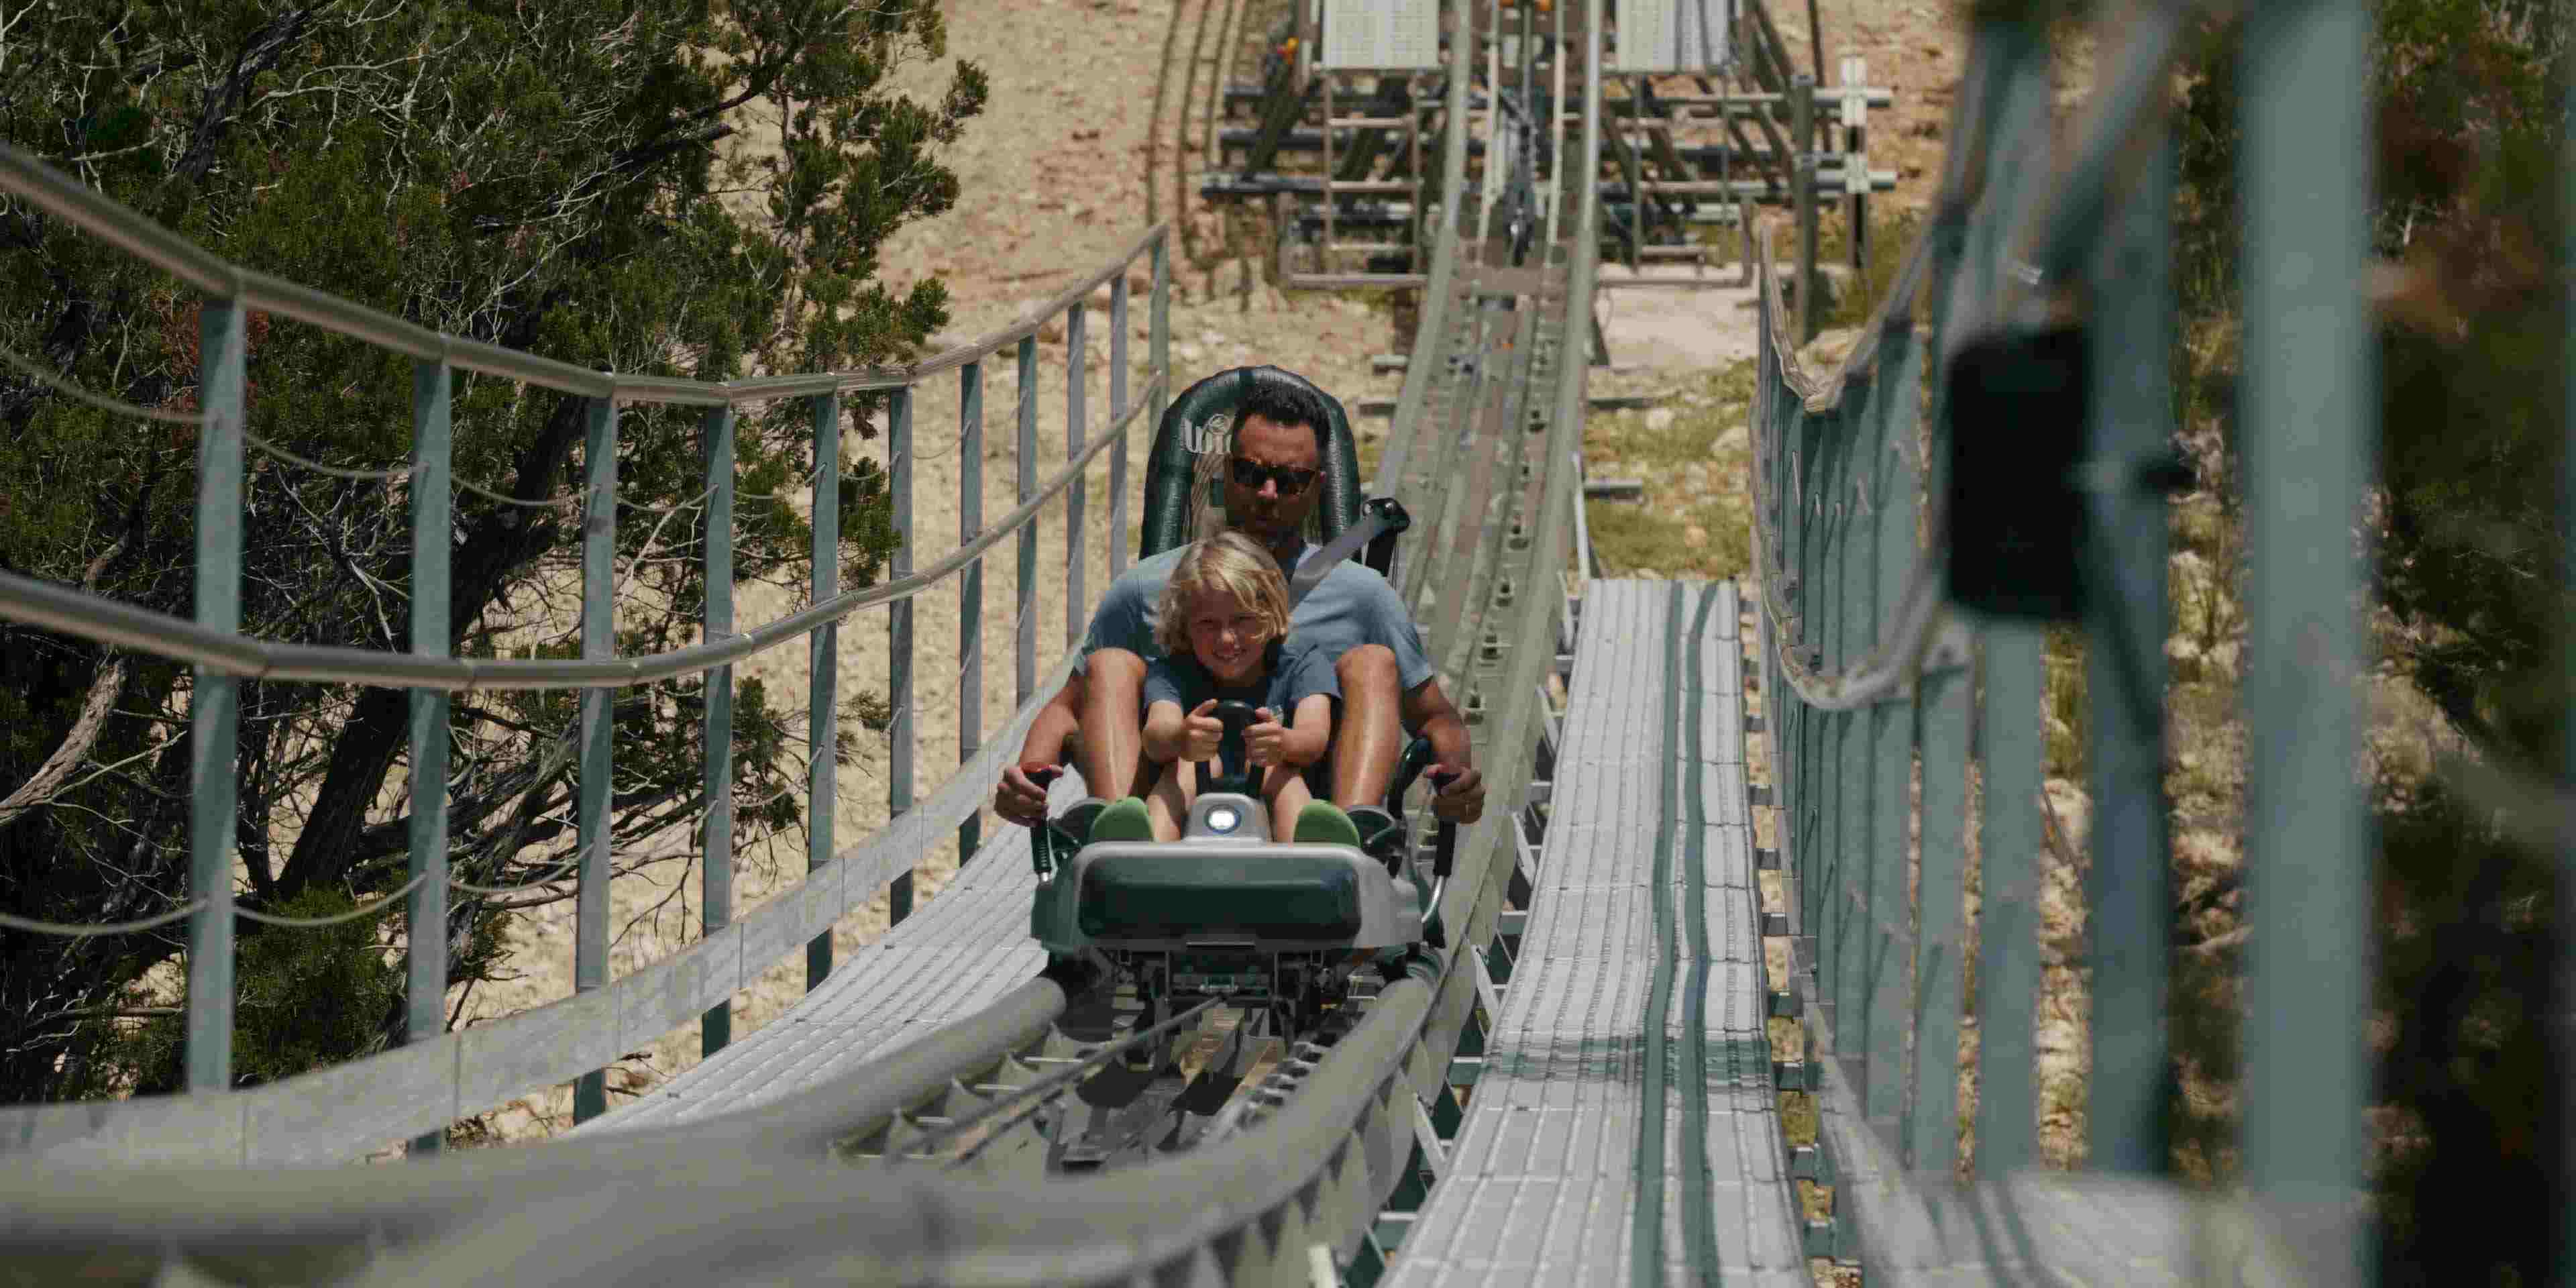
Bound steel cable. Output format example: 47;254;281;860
242;429;421;482
0;900;207;937
0;336;205;424
0;871;431;934
230;871;434;927
0;380;1110;926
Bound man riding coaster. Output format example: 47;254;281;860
994;375;1485;854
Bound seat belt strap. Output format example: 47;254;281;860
1287;498;1409;606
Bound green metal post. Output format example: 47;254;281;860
1831;413;1868;1077
1965;13;2050;1179
1800;411;1833;1026
808;391;840;989
406;357;453;1154
888;387;916;926
1792;74;1819;344
1067;303;1087;650
2084;124;2176;1175
1864;337;1919;1134
572;393;616;1126
959;363;985;865
1909;660;1972;1176
2241;1;2374;1261
185;296;246;1095
1622;76;1645;270
2561;42;2576;1275
1762;343;1801;985
1152;233;1171;501
1846;68;1867;282
1970;621;2042;1173
1111;275;1132;578
1017;336;1039;709
1788;374;1822;983
1976;634;2045;1149
702;403;735;1057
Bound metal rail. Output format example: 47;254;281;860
0;0;1603;1281
0;144;1164;405
0;122;1172;1129
0;390;1159;692
1745;0;2379;1279
1;0;2402;1279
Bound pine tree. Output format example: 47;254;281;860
0;0;985;1101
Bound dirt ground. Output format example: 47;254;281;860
451;0;1999;1152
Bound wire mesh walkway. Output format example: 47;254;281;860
574;795;1059;1136
1389;579;1803;1285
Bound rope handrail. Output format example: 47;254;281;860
0;2;1602;1282
1740;0;2396;1277
0;645;1079;1157
0;900;206;938
0;143;1163;407
0;374;1163;691
1746;0;2196;712
0;355;1128;937
0;870;433;936
1763;1;2198;409
0;335;205;424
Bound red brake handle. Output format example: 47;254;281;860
1427;766;1462;790
1020;762;1066;787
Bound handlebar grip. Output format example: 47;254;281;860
1427;769;1460;879
1383;735;1439;815
1019;763;1070;877
1206;701;1261;795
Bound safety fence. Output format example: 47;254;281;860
0;135;1175;1159
0;1;1624;1283
0;0;2415;1275
1749;0;2383;1280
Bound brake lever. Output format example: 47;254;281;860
1426;768;1462;881
1023;763;1070;877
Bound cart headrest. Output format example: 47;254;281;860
1140;366;1364;560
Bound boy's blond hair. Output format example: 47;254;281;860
1154;531;1294;658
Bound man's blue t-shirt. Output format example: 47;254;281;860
1140;641;1341;773
1075;541;1435;691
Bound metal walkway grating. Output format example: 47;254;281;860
1388;578;1805;1286
576;784;1070;1134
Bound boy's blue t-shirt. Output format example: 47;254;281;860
1075;541;1436;691
1141;641;1341;773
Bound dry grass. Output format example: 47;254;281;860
1582;360;1759;581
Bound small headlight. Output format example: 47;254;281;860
1205;805;1241;835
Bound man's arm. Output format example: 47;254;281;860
995;672;1084;828
1401;677;1485;823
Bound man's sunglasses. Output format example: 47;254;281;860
1228;455;1320;495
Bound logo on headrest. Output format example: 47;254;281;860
1183;411;1234;456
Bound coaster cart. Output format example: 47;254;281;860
1022;367;1459;1105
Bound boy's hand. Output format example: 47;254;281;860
1183;699;1225;761
1244;706;1289;767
